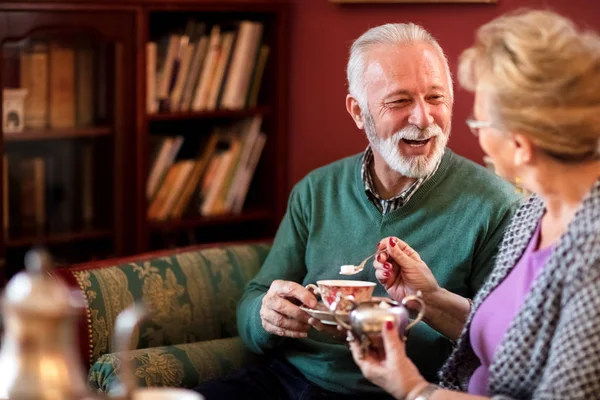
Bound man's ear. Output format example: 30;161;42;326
512;132;534;167
346;94;364;130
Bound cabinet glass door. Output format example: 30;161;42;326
0;10;135;279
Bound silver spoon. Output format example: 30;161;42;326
339;251;383;275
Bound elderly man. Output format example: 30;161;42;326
195;23;521;399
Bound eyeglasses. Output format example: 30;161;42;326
465;118;493;137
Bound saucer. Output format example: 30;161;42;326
300;296;396;326
300;302;349;326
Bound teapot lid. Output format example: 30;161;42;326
2;248;80;316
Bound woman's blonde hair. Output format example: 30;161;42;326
459;9;600;162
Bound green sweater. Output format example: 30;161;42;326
237;149;522;395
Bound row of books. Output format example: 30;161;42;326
3;143;94;234
147;116;266;221
147;19;269;114
13;40;98;130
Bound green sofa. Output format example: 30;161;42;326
54;241;271;393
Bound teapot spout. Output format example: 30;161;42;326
113;302;149;400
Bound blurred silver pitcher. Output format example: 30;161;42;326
331;291;425;356
0;248;147;400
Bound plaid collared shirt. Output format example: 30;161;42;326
361;146;439;215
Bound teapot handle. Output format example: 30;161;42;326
114;302;149;400
331;292;355;331
401;290;426;335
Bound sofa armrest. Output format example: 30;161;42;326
54;241;271;368
89;337;260;394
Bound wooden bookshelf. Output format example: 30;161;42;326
147;106;271;121
137;3;289;253
0;0;289;283
148;208;272;232
0;7;136;282
6;228;113;248
4;126;113;141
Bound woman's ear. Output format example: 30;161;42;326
346;94;365;129
511;132;534;167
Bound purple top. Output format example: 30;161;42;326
468;221;553;395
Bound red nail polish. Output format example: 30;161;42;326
377;254;383;263
386;321;394;330
383;271;390;277
377;242;384;250
384;262;392;270
389;237;397;247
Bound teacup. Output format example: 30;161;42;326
305;280;376;311
133;388;204;400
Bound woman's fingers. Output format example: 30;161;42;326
386;243;420;269
381;320;405;360
381;236;422;264
386;237;422;262
375;269;388;286
373;255;387;284
349;338;363;364
349;338;380;366
374;257;389;275
374;259;399;289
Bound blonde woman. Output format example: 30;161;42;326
350;9;600;400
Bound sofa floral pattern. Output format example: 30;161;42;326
89;337;256;392
68;243;270;393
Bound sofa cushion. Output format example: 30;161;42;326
89;337;258;393
68;243;270;366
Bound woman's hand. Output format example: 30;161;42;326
350;320;428;400
374;237;471;341
374;237;440;303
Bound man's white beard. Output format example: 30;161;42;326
363;111;449;178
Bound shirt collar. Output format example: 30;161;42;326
361;146;440;205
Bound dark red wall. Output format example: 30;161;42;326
287;0;600;188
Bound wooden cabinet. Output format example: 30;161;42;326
0;1;289;282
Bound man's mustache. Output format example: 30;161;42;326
389;125;443;142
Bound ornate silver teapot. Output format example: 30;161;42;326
331;291;425;356
0;248;200;400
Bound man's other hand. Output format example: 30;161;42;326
260;280;318;338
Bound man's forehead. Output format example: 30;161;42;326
365;42;444;65
363;44;449;92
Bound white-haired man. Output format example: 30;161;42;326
195;23;522;399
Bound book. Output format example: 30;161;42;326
146;136;184;200
169;131;219;219
191;25;222;111
232;132;267;214
206;31;236;111
155;160;195;220
49;42;75;129
179;35;209;112
20;41;49;129
3;155;8;234
146;42;158;114
75;44;94;127
224;116;262;211
220;21;264;110
157;34;184;103
247;45;270;108
169;41;196;111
